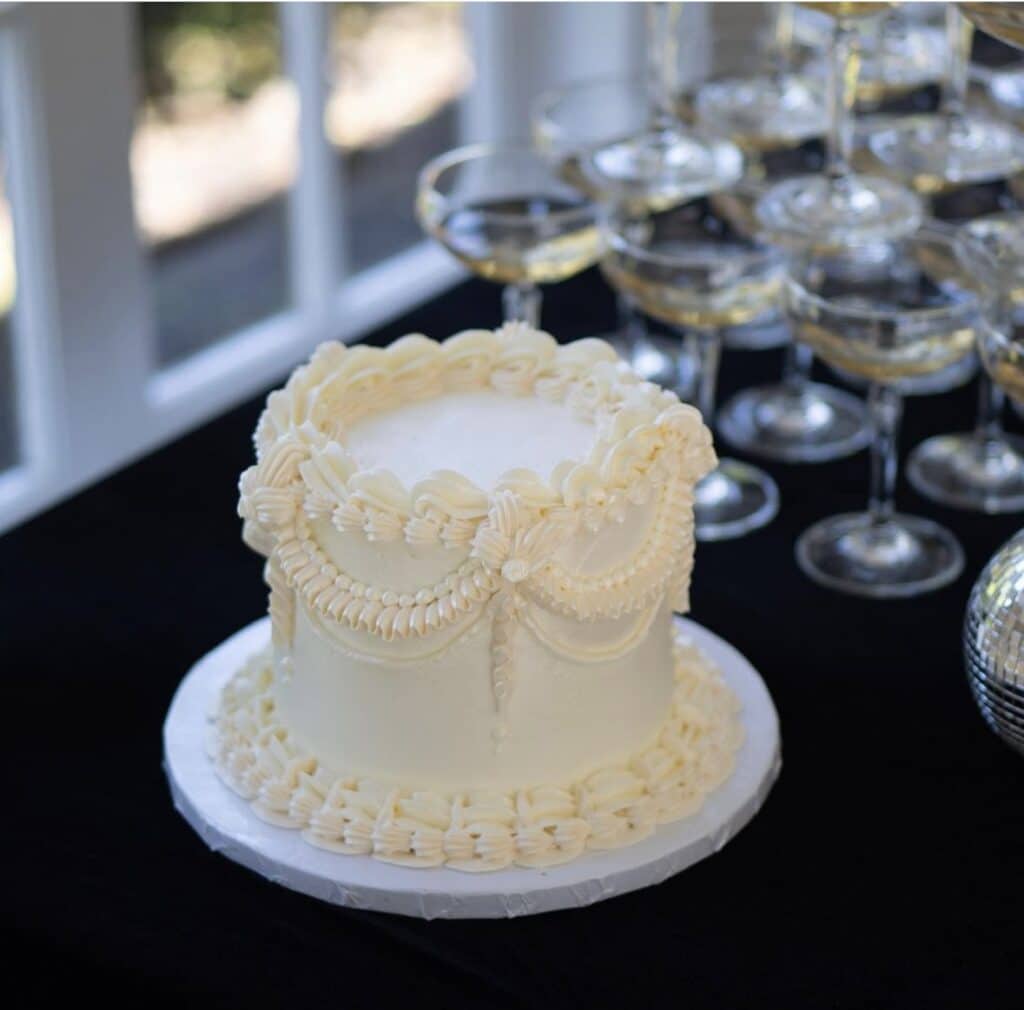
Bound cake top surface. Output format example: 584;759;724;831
345;389;597;490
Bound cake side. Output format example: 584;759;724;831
277;596;679;791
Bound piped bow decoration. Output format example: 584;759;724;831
470;492;579;729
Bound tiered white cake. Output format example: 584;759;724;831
215;323;743;871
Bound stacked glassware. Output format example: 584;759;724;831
415;0;1024;577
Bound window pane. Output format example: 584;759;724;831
327;3;472;272
0;159;18;473
133;3;296;366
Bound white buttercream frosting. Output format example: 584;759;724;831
222;322;734;869
210;632;743;871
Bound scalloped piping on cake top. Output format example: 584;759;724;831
209;632;744;872
239;323;714;555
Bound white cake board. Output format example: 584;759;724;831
164;617;781;919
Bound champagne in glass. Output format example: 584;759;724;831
757;2;923;247
436;197;602;285
869;6;1024;193
960;3;1024;50
963;0;1024;191
417;145;601;327
787;224;992;597
602;199;783;541
980;318;1024;406
854;8;945;113
800;3;892;16
794;3;945;112
685;10;828;185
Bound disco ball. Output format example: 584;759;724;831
964;530;1024;756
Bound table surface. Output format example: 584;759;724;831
7;268;1023;1008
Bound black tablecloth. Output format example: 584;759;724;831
8;269;1023;1008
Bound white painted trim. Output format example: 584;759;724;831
0;8;65;485
281;2;343;312
32;3;154;447
0;465;33;520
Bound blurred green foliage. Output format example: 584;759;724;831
136;3;456;118
138;3;282;113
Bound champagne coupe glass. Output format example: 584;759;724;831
869;6;1024;194
578;2;743;213
906;213;1024;511
531;77;678;385
678;16;824;353
683;6;827;186
881;3;1024;513
788;223;993;597
905;214;1024;512
417;144;601;327
798;4;946;113
854;6;946;113
757;3;924;248
601;199;785;541
683;22;871;463
963;2;1024;129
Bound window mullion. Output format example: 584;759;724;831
0;7;66;492
281;2;344;323
23;3;154;482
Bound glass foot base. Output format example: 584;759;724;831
584;127;743;210
695;458;779;542
721;315;790;352
756;173;922;247
907;432;1024;513
869;116;1024;190
717;381;870;463
796;512;964;598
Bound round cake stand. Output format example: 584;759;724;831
164;617;781;920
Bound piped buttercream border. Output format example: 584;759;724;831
208;631;743;872
238;323;715;555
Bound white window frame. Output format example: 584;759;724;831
0;1;651;535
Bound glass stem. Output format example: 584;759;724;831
826;18;860;182
881;10;909;85
502;283;542;328
867;383;902;526
694;326;722;425
974;371;1005;445
772;2;795;82
617;293;643;351
943;4;974;131
646;1;680;130
782;341;813;392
